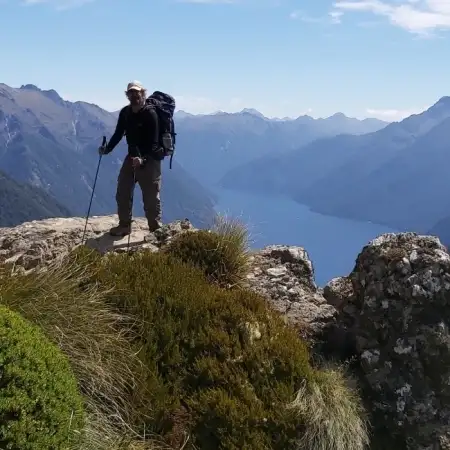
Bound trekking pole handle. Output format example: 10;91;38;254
98;136;107;156
133;146;145;170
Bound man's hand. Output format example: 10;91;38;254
98;144;108;155
131;157;143;168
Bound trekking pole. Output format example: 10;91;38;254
126;165;136;254
81;136;106;245
126;147;143;254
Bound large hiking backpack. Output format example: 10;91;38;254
145;91;177;169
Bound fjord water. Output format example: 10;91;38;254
213;188;397;286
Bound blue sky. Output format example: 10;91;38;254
1;0;450;120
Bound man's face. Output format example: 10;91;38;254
127;89;143;106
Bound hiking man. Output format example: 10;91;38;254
99;81;163;236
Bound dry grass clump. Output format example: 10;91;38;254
287;366;369;450
164;214;251;287
79;406;170;450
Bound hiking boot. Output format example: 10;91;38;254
109;223;131;236
148;220;162;233
145;221;163;243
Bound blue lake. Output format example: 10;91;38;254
213;188;398;286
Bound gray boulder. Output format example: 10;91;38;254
325;232;450;450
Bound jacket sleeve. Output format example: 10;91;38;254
106;107;127;153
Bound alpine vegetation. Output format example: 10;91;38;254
0;217;368;450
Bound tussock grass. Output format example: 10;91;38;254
165;214;252;287
79;406;170;450
0;249;145;448
287;366;369;450
212;213;250;247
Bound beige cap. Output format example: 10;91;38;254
126;80;144;92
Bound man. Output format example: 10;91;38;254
99;81;163;236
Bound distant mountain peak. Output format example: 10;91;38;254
19;84;64;104
43;89;64;104
240;108;266;119
20;84;41;91
294;114;315;123
434;96;450;107
329;112;348;119
175;110;196;118
412;95;450;124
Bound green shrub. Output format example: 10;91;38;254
88;250;368;450
164;215;251;287
0;305;85;449
0;248;146;450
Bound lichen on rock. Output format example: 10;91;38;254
327;232;450;449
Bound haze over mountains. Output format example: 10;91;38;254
220;96;450;239
0;82;388;228
173;106;388;188
0;170;70;226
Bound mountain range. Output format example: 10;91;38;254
0;83;216;228
0;82;388;228
219;96;450;239
173;107;388;189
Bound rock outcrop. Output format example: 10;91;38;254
0;215;194;272
245;245;337;341
324;232;450;450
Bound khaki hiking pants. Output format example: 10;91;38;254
116;155;162;231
